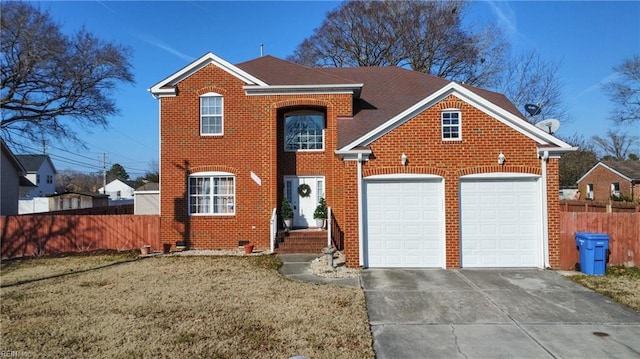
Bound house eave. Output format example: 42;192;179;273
334;148;372;161
149;52;269;97
577;162;634;184
244;84;363;97
337;82;574;153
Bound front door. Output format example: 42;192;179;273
284;176;325;228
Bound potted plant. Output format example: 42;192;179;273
313;197;327;229
244;242;254;254
281;198;294;229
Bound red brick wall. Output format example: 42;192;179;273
160;64;562;269
159;64;352;250
341;95;555;268
578;165;637;202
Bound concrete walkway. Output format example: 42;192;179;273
276;254;360;287
361;268;640;359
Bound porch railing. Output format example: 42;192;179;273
327;207;344;250
269;208;277;253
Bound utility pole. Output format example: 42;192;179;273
102;153;108;194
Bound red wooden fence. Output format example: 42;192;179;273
560;200;640;213
559;212;640;270
1;215;161;259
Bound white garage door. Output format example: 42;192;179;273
364;178;444;268
460;177;541;267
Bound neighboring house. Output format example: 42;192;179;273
150;52;575;269
15;154;57;198
97;179;136;201
134;182;159;215
47;192;109;211
1;140;33;215
577;160;640;202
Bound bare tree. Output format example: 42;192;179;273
0;1;134;146
498;50;567;124
558;133;597;187
602;54;640;123
592;130;639;160
288;0;508;87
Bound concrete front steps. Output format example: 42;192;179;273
274;229;328;254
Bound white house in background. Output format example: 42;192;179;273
98;179;136;201
15;154;57;198
1;140;33;215
134;182;159;214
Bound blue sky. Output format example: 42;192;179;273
19;1;640;177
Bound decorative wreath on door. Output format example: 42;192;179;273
298;183;311;197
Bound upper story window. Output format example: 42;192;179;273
284;111;325;152
47;175;53;184
442;110;461;140
188;172;235;215
200;93;223;136
36;174;41;184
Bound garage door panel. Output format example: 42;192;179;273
365;179;443;268
461;178;541;268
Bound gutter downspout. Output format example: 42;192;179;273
540;150;550;268
357;153;364;267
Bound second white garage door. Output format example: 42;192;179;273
460;176;542;268
364;177;444;268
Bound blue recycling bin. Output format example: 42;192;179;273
575;232;610;275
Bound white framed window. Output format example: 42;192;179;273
586;183;594;199
611;182;620;197
442;111;461;140
200;93;223;135
189;172;235;215
284;111;325;151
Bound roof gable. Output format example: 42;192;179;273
149;52;268;96
336;80;574;152
15;154;57;174
1;140;26;175
578;160;640;184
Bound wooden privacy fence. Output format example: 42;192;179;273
559;212;640;270
1;215;161;259
560;200;640;213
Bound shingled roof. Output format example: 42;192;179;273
236;56;528;148
602;160;640;181
15;154;57;174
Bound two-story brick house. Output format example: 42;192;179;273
150;52;574;269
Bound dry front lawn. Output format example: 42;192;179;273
1;254;374;358
569;266;640;312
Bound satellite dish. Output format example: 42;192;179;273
524;103;542;117
535;118;560;134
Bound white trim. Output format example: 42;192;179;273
577;161;633;185
338;82;574;152
134;190;160;195
149;52;268;96
441;110;462;141
244;84;363;96
460;173;541;179
188;172;236;216
540;157;550;268
200;94;224;136
158;99;162;216
357;153;364;267
365;174;444;180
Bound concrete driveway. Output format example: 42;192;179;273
361;269;640;358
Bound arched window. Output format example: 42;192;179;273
284;110;325;151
